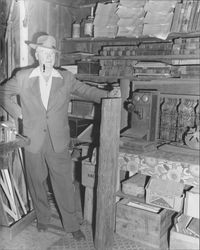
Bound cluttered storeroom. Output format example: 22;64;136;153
0;0;199;249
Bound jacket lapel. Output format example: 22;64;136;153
47;76;64;111
29;77;44;108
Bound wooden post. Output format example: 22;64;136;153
19;0;28;67
94;98;121;250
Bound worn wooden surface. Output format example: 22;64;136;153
83;186;94;225
95;98;121;250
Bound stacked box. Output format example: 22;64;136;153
184;187;199;219
121;173;147;197
146;178;184;212
81;160;96;188
116;198;175;249
170;227;199;250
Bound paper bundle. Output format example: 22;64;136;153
93;2;119;38
116;0;146;37
143;0;177;39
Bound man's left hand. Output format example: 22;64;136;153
107;87;121;98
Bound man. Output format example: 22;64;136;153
0;35;120;241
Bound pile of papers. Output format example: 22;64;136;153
93;2;119;38
143;0;177;39
116;0;146;37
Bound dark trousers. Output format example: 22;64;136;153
24;131;80;233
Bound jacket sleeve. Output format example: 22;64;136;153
69;72;108;103
0;72;22;119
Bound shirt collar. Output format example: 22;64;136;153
29;66;63;79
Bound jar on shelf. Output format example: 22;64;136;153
83;15;94;37
72;22;80;38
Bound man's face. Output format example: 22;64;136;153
35;47;56;75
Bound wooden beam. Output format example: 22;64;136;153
33;0;81;8
95;98;121;250
19;0;28;67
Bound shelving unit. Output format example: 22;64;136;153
61;23;200;249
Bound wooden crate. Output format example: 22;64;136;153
0;210;35;240
170;228;199;250
116;198;175;249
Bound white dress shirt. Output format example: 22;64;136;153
29;67;63;109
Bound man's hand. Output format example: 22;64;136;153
107;86;121;98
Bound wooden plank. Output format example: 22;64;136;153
119;79;130;130
0;210;36;240
34;0;81;8
19;0;28;67
134;80;199;96
83;186;93;224
95;98;121;250
0;192;10;226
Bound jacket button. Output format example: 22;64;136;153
43;129;47;132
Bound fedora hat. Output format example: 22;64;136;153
26;35;60;52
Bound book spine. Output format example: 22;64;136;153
192;1;200;31
177;0;187;32
180;0;192;32
196;3;200;31
171;2;182;32
188;0;197;32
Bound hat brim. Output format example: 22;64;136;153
26;41;60;53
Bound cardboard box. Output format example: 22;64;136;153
184;187;199;219
121;173;147;197
116;198;175;249
170;227;199;250
146;178;184;212
81;161;96;188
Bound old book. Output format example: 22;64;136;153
177;0;187;32
192;1;200;31
171;2;182;32
180;0;193;32
188;0;198;31
196;5;200;31
186;217;200;237
176;213;192;234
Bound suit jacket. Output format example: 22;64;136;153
0;68;107;153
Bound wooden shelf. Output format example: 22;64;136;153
0;136;30;154
62;31;200;43
91;54;200;61
76;74;200;84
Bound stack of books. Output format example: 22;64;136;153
143;0;177;39
93;2;119;38
116;0;146;37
